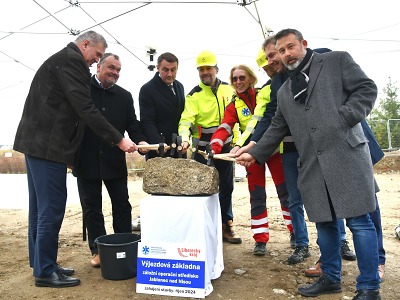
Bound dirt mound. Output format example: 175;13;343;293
374;150;400;173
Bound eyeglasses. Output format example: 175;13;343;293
232;75;246;82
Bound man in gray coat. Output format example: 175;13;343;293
236;28;380;300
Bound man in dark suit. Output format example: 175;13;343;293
134;52;186;231
73;53;148;268
13;31;137;288
237;29;380;300
139;52;186;159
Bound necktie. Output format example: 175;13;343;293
169;85;176;95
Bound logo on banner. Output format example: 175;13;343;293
142;245;150;255
177;247;201;258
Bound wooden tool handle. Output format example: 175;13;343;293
213;155;236;162
213;153;236;159
137;144;170;150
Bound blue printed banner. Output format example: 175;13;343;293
136;242;206;298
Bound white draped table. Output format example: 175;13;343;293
140;194;224;296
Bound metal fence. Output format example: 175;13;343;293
367;119;400;151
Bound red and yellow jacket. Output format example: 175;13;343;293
210;84;271;154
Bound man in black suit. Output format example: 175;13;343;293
139;52;186;159
73;53;148;268
132;52;186;231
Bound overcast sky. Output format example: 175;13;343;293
1;0;399;145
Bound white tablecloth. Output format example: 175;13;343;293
140;194;224;296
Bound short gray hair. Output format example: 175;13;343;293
99;53;120;65
261;35;276;51
74;30;107;48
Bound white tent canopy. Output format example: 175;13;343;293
1;0;399;145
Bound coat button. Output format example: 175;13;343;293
317;151;322;155
310;128;315;132
102;107;105;111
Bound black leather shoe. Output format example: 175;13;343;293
35;270;80;288
298;274;342;297
341;240;357;261
56;264;74;276
352;289;381;300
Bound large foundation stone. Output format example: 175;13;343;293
142;157;219;195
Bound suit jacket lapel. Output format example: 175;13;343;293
155;73;177;100
305;55;323;106
173;82;186;123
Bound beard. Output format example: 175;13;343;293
201;75;213;86
103;77;117;88
285;48;307;71
286;58;302;71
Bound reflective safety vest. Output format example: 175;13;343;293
234;85;271;147
178;79;239;147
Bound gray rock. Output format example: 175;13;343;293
234;268;246;275
143;157;219;195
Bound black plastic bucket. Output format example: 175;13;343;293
95;233;141;280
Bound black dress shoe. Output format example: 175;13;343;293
56;264;74;276
341;240;357;261
352;289;381;300
298;274;342;297
35;270;80;288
